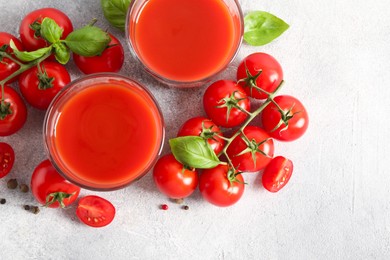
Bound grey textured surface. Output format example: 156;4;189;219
1;0;390;259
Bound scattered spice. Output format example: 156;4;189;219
19;184;29;193
161;204;168;210
0;198;6;204
174;198;184;204
182;205;189;210
7;178;18;189
23;205;31;211
31;206;40;214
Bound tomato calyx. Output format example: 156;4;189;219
30;20;43;39
237;63;263;97
45;191;76;208
36;64;54;90
199;120;220;142
270;102;301;133
227;167;246;185
0;101;12;120
216;90;250;122
235;133;272;169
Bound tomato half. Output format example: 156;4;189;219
0;142;15;178
203;80;250;128
237;53;283;99
261;95;309;141
199;165;244;207
0;85;27;136
19;61;71;110
73;34;124;74
76;195;116;228
31;160;80;208
0;32;24;83
153;154;198;199
262;156;293;192
177;117;225;155
19;8;73;51
226;126;274;172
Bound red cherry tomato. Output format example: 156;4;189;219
73;34;124;74
199;165;244;207
177;117;225;155
237;53;283;99
153;154;198;199
31;160;80;208
261;95;309;141
0;142;15;178
76;195;116;228
0;85;27;136
0;32;24;83
203;80;250;128
262;156;293;192
19;61;71;110
227;126;274;172
20;8;73;51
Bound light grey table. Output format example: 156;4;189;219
1;0;390;259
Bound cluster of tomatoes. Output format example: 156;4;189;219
153;53;309;207
0;8;125;227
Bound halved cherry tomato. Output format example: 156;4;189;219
177;117;225;155
153;154;198;199
0;142;15;178
0;32;24;83
262;156;293;192
0;85;27;136
76;195;116;228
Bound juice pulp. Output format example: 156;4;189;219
132;0;239;82
54;83;163;187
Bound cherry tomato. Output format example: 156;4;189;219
73;34;124;74
226;126;274;172
199;165;244;207
153;154;198;199
262;156;293;192
76;195;116;228
20;8;73;51
203;80;250;128
0;85;27;136
19;61;71;110
237;53;283;100
261;95;309;141
0;32;24;83
0;142;15;178
177;117;225;155
31;159;80;208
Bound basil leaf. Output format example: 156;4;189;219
101;0;131;31
169;136;221;169
40;17;63;44
244;11;289;46
10;40;52;62
64;26;111;57
53;42;70;64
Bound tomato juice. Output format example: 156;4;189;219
127;0;243;84
44;75;164;190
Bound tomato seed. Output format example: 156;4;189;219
7;179;18;189
161;204;168;210
19;184;29;193
0;198;6;204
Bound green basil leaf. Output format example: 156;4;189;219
244;11;289;46
101;0;131;31
64;26;111;57
53;42;70;64
9;40;52;62
169;136;221;169
40;17;63;44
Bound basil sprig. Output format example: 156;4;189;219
244;11;289;46
101;0;131;31
169;136;221;169
10;40;52;62
40;18;63;44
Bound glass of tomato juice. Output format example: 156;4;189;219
126;0;244;87
44;74;165;191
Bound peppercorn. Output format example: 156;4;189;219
7;179;18;189
23;205;31;211
19;184;29;193
0;198;6;204
161;204;168;210
31;206;40;214
182;205;189;210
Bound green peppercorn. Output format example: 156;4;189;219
7;179;18;189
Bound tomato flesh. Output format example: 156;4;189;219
0;142;15;178
76;196;116;228
262;156;293;192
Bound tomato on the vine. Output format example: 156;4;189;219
0;85;27;136
199;165;244;207
31;160;80;208
177;117;225;155
0;142;15;178
153;154;198;199
226;126;274;172
19;61;71;110
73;34;124;74
0;32;24;83
262;156;293;192
76;195;116;228
19;8;73;51
237;52;283;100
261;95;308;141
203;80;250;128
